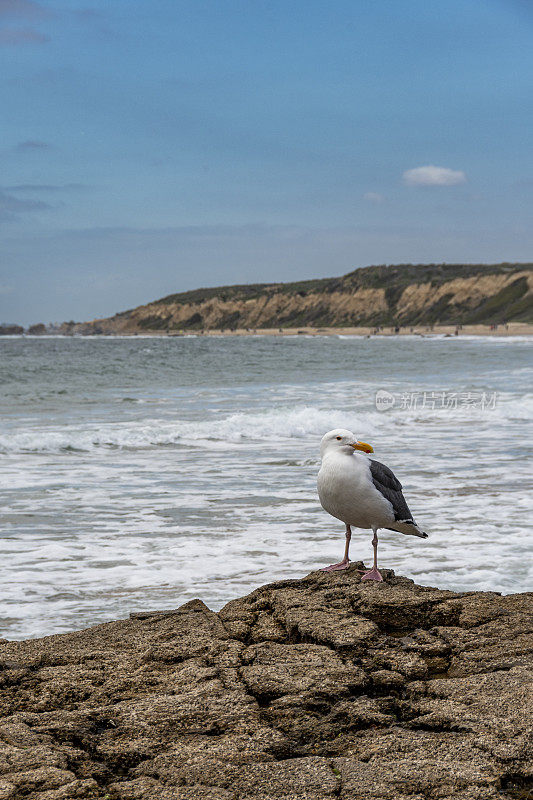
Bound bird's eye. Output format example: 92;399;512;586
336;436;342;440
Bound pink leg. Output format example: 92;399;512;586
361;527;383;581
321;524;352;571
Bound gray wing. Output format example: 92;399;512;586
369;459;414;523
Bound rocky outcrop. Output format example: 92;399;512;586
0;567;531;799
27;324;47;335
61;263;533;333
0;325;24;335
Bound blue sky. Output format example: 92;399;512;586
1;0;532;324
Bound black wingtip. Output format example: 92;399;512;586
422;532;428;538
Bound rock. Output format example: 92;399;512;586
27;323;47;335
0;325;23;335
0;568;531;799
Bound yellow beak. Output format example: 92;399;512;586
351;441;374;454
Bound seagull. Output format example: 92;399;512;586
317;428;427;581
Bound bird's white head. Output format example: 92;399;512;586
320;428;374;459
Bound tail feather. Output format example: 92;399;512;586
387;520;428;538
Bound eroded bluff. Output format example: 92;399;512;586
0;568;531;800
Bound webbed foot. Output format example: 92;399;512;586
360;566;383;581
321;558;351;572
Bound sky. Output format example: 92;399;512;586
1;0;532;325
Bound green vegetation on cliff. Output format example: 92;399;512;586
156;262;526;306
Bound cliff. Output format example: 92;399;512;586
0;566;531;799
60;262;533;334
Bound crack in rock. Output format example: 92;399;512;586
0;569;531;799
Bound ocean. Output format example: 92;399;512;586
1;333;531;640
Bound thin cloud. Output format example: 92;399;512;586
71;6;115;38
0;189;51;221
403;165;466;187
363;192;385;204
0;1;51;45
0;26;48;43
73;8;104;20
0;0;50;18
15;139;50;150
6;183;86;192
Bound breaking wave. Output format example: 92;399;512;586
1;390;529;454
0;406;376;453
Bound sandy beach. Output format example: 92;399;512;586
164;322;533;337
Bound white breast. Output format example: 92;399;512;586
317;451;395;530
